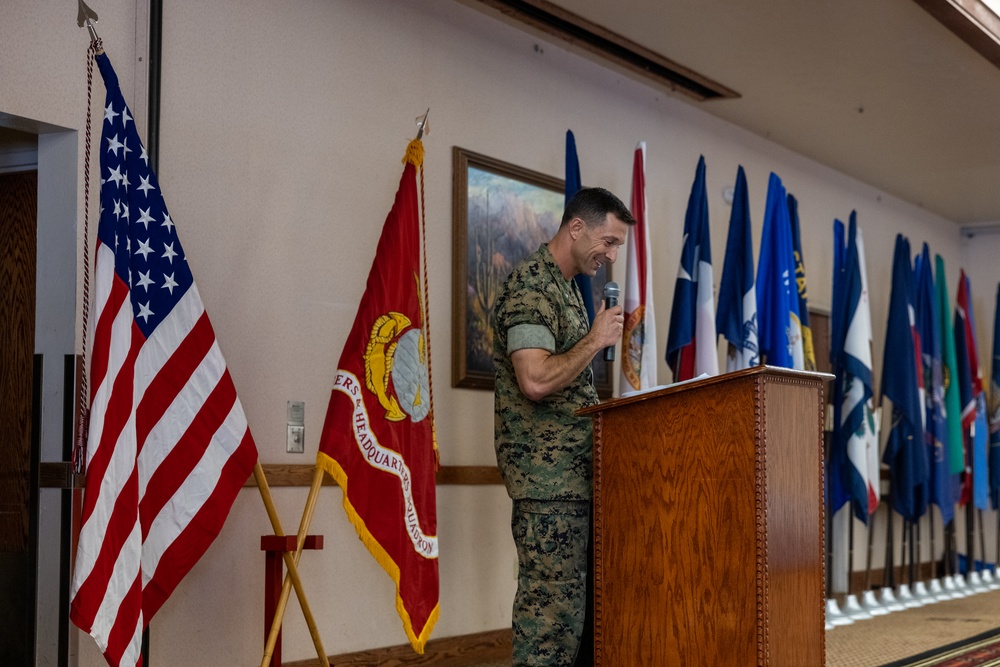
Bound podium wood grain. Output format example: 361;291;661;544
582;366;829;666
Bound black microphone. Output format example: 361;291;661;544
603;281;620;362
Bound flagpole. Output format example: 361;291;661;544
864;508;876;591
255;464;330;667
848;503;856;592
884;482;895;588
929;508;937;581
901;520;910;584
978;509;986;575
964;454;971;575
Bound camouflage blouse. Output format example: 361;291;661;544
493;244;600;500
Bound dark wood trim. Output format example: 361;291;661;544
38;462;82;489
472;0;739;101
241;464;502;488
913;0;1000;69
38;463;504;489
283;628;511;667
434;465;504;486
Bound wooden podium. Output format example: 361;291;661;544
579;366;830;666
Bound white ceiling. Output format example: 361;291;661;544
542;0;1000;224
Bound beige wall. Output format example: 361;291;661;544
6;0;999;663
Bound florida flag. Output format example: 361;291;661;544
70;52;258;667
315;139;439;653
620;142;657;392
666;155;717;381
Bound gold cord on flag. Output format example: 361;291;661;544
412;139;440;468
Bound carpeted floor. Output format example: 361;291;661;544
826;588;1000;667
468;591;1000;667
467;589;1000;667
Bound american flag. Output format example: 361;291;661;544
70;52;258;667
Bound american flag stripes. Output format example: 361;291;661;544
70;52;258;667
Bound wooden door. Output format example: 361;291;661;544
0;169;38;664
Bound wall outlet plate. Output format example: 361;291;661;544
287;425;305;453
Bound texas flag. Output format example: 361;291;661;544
666;155;717;381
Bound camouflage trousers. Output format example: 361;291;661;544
511;498;590;667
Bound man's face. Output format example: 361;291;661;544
571;213;629;277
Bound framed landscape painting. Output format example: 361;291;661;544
451;146;611;397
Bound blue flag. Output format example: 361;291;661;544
829;213;879;522
831;219;846;367
882;234;927;522
716;166;758;371
788;194;816;371
666;155;717;380
756;173;802;369
828;217;859;517
565;130;595;322
988;284;1000;510
915;244;953;524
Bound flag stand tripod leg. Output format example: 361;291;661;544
260;466;327;667
254;463;329;667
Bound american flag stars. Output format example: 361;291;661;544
98;94;191;339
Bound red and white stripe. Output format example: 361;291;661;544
70;239;256;666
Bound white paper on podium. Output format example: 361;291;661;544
620;373;710;398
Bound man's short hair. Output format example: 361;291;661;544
561;187;636;229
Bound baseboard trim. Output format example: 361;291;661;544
282;628;511;666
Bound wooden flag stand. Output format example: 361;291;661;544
254;464;331;667
262;534;324;667
260;467;328;667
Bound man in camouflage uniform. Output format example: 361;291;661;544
494;187;635;666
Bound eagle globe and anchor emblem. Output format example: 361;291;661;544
362;310;431;424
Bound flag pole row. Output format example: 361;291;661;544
655;156;1000;611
